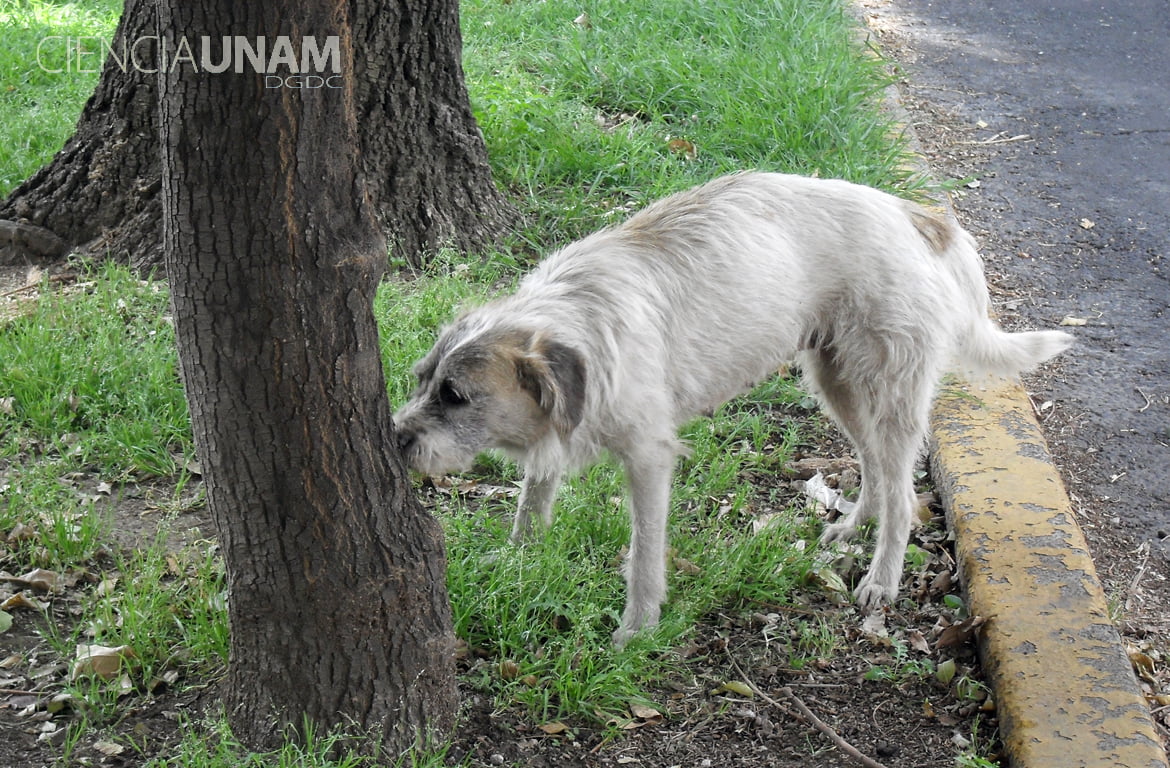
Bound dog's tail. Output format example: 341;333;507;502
914;205;1074;380
957;321;1073;381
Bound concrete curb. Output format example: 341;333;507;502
930;382;1168;767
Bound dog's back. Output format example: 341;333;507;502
511;172;1068;424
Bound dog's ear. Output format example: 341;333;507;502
515;335;587;437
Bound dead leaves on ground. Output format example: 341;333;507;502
1;518;199;759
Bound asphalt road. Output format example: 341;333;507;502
874;0;1170;562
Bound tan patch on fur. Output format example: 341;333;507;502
476;337;531;394
460;331;559;445
907;204;955;254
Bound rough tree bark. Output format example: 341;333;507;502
158;1;458;754
2;0;511;270
355;0;514;262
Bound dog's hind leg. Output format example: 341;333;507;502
510;469;563;543
849;433;920;610
803;346;934;611
801;348;877;543
612;441;675;647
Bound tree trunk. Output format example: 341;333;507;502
2;0;511;271
355;0;514;263
158;0;457;754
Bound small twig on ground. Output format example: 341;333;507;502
955;132;1031;146
1125;541;1151;614
726;651;889;768
0;272;73;300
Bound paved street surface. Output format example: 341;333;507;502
868;0;1170;562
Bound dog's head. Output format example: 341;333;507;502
393;321;587;474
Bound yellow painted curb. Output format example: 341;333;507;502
930;380;1168;768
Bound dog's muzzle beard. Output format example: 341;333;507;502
393;408;483;476
392;325;588;479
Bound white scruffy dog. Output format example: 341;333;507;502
394;172;1072;645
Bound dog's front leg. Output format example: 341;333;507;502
510;470;562;543
613;445;673;647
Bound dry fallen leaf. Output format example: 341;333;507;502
71;644;136;681
498;659;520;681
93;740;125;757
1060;315;1088;326
537;721;569;735
629;702;662;722
1128;646;1159;685
936;615;987;650
96;577;119;597
18;568;60;592
148;669;181;694
1079;217;1095;230
1;592;48;612
861;611;890;644
6;522;37;543
666;138;697;160
710;680;754;698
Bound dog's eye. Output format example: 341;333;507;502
437;380;469;407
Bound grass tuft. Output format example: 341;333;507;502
464;0;916;245
0;261;191;476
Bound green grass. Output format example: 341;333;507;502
465;0;916;244
145;714;459;768
0;262;191;476
0;0;929;764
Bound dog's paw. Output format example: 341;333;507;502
819;520;858;545
612;626;637;648
853;575;897;613
612;604;661;648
